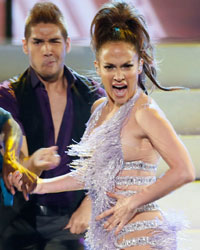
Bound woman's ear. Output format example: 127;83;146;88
94;60;100;75
138;58;144;74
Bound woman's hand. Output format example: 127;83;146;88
7;170;43;199
96;192;137;235
3;160;37;200
7;171;23;192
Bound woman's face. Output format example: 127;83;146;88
95;41;143;106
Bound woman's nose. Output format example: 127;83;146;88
113;69;125;82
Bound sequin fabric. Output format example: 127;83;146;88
68;89;185;250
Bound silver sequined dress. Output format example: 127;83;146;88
68;89;185;250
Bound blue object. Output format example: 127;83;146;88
0;154;14;206
0;178;14;206
0;108;14;206
114;27;120;32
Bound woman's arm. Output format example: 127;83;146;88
36;172;85;194
9;169;85;195
132;105;195;206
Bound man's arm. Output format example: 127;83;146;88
2;118;60;197
2;118;37;199
64;196;92;234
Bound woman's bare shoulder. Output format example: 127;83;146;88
135;92;166;124
91;97;107;114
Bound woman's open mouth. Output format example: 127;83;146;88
112;85;127;97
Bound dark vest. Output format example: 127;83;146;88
11;68;102;155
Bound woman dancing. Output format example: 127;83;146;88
10;1;195;249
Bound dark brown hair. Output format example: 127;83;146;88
24;2;68;40
90;1;183;92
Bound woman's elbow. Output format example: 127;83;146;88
180;167;196;184
187;170;196;183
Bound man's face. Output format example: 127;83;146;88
23;23;70;82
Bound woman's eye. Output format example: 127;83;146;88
104;65;114;69
123;64;133;68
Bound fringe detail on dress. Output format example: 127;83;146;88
68;90;141;250
151;210;189;250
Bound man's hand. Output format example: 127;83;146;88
30;146;60;172
24;146;61;176
64;196;91;234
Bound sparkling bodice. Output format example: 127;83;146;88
68;89;184;250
